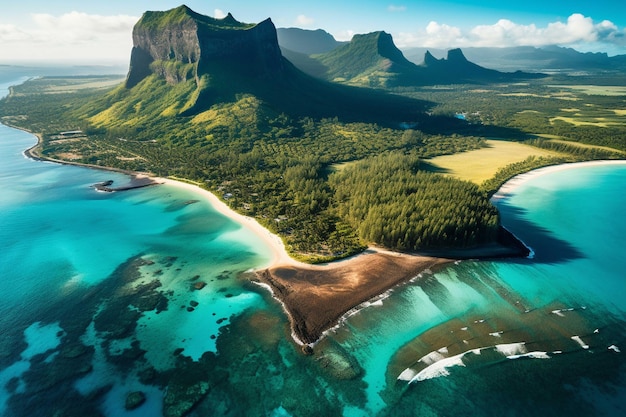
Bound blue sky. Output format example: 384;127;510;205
1;0;625;64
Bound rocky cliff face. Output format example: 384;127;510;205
125;6;285;88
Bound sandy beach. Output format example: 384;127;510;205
158;177;295;268
491;160;626;201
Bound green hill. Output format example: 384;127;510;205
313;31;417;87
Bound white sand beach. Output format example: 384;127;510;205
491;160;626;202
158;177;297;269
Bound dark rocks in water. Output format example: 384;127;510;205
189;300;199;307
302;345;314;355
193;281;206;290
173;348;184;356
60;343;89;359
216;271;230;280
190;274;201;281
125;391;146;410
138;367;158;384
314;338;362;380
186;306;195;312
5;377;19;393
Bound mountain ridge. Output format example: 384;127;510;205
284;29;543;87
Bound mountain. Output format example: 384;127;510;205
126;5;285;91
92;5;432;127
418;48;538;83
287;30;543;87
276;28;343;55
403;45;626;73
315;31;417;86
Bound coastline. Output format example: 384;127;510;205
491;159;626;202
12;122;624;348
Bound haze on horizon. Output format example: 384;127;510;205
1;0;625;65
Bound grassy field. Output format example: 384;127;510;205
547;85;626;96
426;140;563;184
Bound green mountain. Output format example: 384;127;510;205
94;5;429;127
284;30;544;87
314;31;417;87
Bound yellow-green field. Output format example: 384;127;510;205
549;116;623;128
426;140;563;184
548;85;626;96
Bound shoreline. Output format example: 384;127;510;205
10;122;624;347
491;160;626;202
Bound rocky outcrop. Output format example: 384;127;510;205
125;5;285;88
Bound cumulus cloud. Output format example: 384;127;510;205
335;29;356;42
388;5;407;12
295;14;314;27
0;11;137;62
395;13;625;53
0;24;30;42
214;9;227;19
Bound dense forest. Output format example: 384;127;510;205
330;153;499;249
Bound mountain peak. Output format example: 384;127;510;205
447;48;468;63
125;6;284;89
423;50;439;66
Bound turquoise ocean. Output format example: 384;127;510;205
1;70;625;416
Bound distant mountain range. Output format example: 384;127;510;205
278;27;626;75
278;28;543;87
403;46;626;73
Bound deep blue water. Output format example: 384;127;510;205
1;70;625;416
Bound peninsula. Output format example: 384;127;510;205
1;5;623;349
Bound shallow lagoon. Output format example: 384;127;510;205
1;73;625;416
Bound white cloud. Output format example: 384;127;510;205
0;12;137;63
388;5;407;12
0;24;30;42
214;9;227;19
335;29;355;42
295;14;314;27
394;13;625;53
